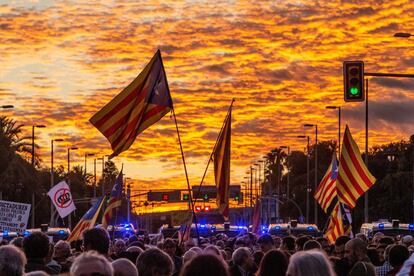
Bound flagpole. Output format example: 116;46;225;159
171;108;201;244
192;99;235;208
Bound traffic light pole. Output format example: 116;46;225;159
364;79;369;223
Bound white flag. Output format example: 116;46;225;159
47;181;76;218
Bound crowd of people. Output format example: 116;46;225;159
1;227;414;276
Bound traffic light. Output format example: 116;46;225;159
183;194;189;201
203;194;209;201
162;194;169;201
204;206;210;212
343;61;364;102
195;206;202;212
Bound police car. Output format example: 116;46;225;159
268;220;321;237
210;223;248;237
360;219;414;238
106;223;136;239
25;226;71;242
161;223;213;238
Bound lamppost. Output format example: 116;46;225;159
298;135;310;223
326;106;342;154
67;147;78;229
304;124;318;225
50;138;64;226
125;177;131;224
84;153;95;177
30;125;46;228
394;32;413;38
94;157;104;197
280;146;290;199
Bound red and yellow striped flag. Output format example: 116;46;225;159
213;103;232;220
90;50;173;158
337;125;376;208
314;153;338;213
325;202;343;244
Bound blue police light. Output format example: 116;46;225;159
211;226;216;231
262;226;266;230
261;230;266;234
24;230;30;237
3;231;8;237
200;224;206;229
274;226;281;231
409;224;414;230
58;230;65;235
379;223;385;230
307;226;314;231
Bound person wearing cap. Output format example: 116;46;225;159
257;234;274;254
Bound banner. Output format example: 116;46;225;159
48;181;76;218
0;200;31;233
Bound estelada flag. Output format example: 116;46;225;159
67;196;106;242
314;153;338;213
336;125;376;208
90;50;173;158
213;103;232;220
325;202;344;244
102;170;123;228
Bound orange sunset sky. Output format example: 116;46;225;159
1;1;414;208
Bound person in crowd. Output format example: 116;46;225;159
136;248;173;276
0;244;27;276
10;237;24;249
24;271;50;276
257;234;274;254
295;236;310;252
316;237;331;255
356;233;368;243
402;235;413;248
376;244;388;264
70;251;113;276
287;249;335;276
23;231;58;274
281;236;295;255
204;245;221;257
112;258;139;276
83;227;111;258
367;247;381;266
252;251;264;269
348;261;376;276
162;238;182;274
45;243;61;273
180;254;229;276
303;240;322;251
234;238;248;249
334;236;351;259
376;244;394;276
256;249;288;276
229;247;255;276
273;237;282;249
111;239;127;259
386;245;409;275
183;249;198;264
53;240;72;273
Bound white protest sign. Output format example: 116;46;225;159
48;180;76;218
0;200;31;233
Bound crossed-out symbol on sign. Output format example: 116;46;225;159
53;188;72;208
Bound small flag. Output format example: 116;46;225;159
325;202;353;244
90;50;173;158
314;153;338;213
178;213;193;244
213;103;232;220
101;170;124;228
67;196;105;242
336;126;376;208
47;181;76;219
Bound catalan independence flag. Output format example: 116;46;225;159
314;153;338;213
337;125;376;208
67;196;105;242
90;50;173;158
213;102;232;220
325;202;353;243
102;170;123;228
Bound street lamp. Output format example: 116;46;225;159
326;106;342;154
1;105;14;109
50;138;64;227
67;147;78;229
304;124;318;225
84;153;95;176
67;147;79;173
29;124;46;228
298;135;310;224
394;32;413;38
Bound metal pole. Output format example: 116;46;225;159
101;157;105;196
276;152;280;219
127;184;131;223
287;146;290;199
94;159;97;198
412;147;414;223
306;136;310;224
364;78;369;223
84;153;87;176
338;107;342;155
31;126;35;228
250;166;253;208
314;125;318;226
67;148;72;229
50;140;54;227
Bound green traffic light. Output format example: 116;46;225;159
203;194;209;200
350;87;359;95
